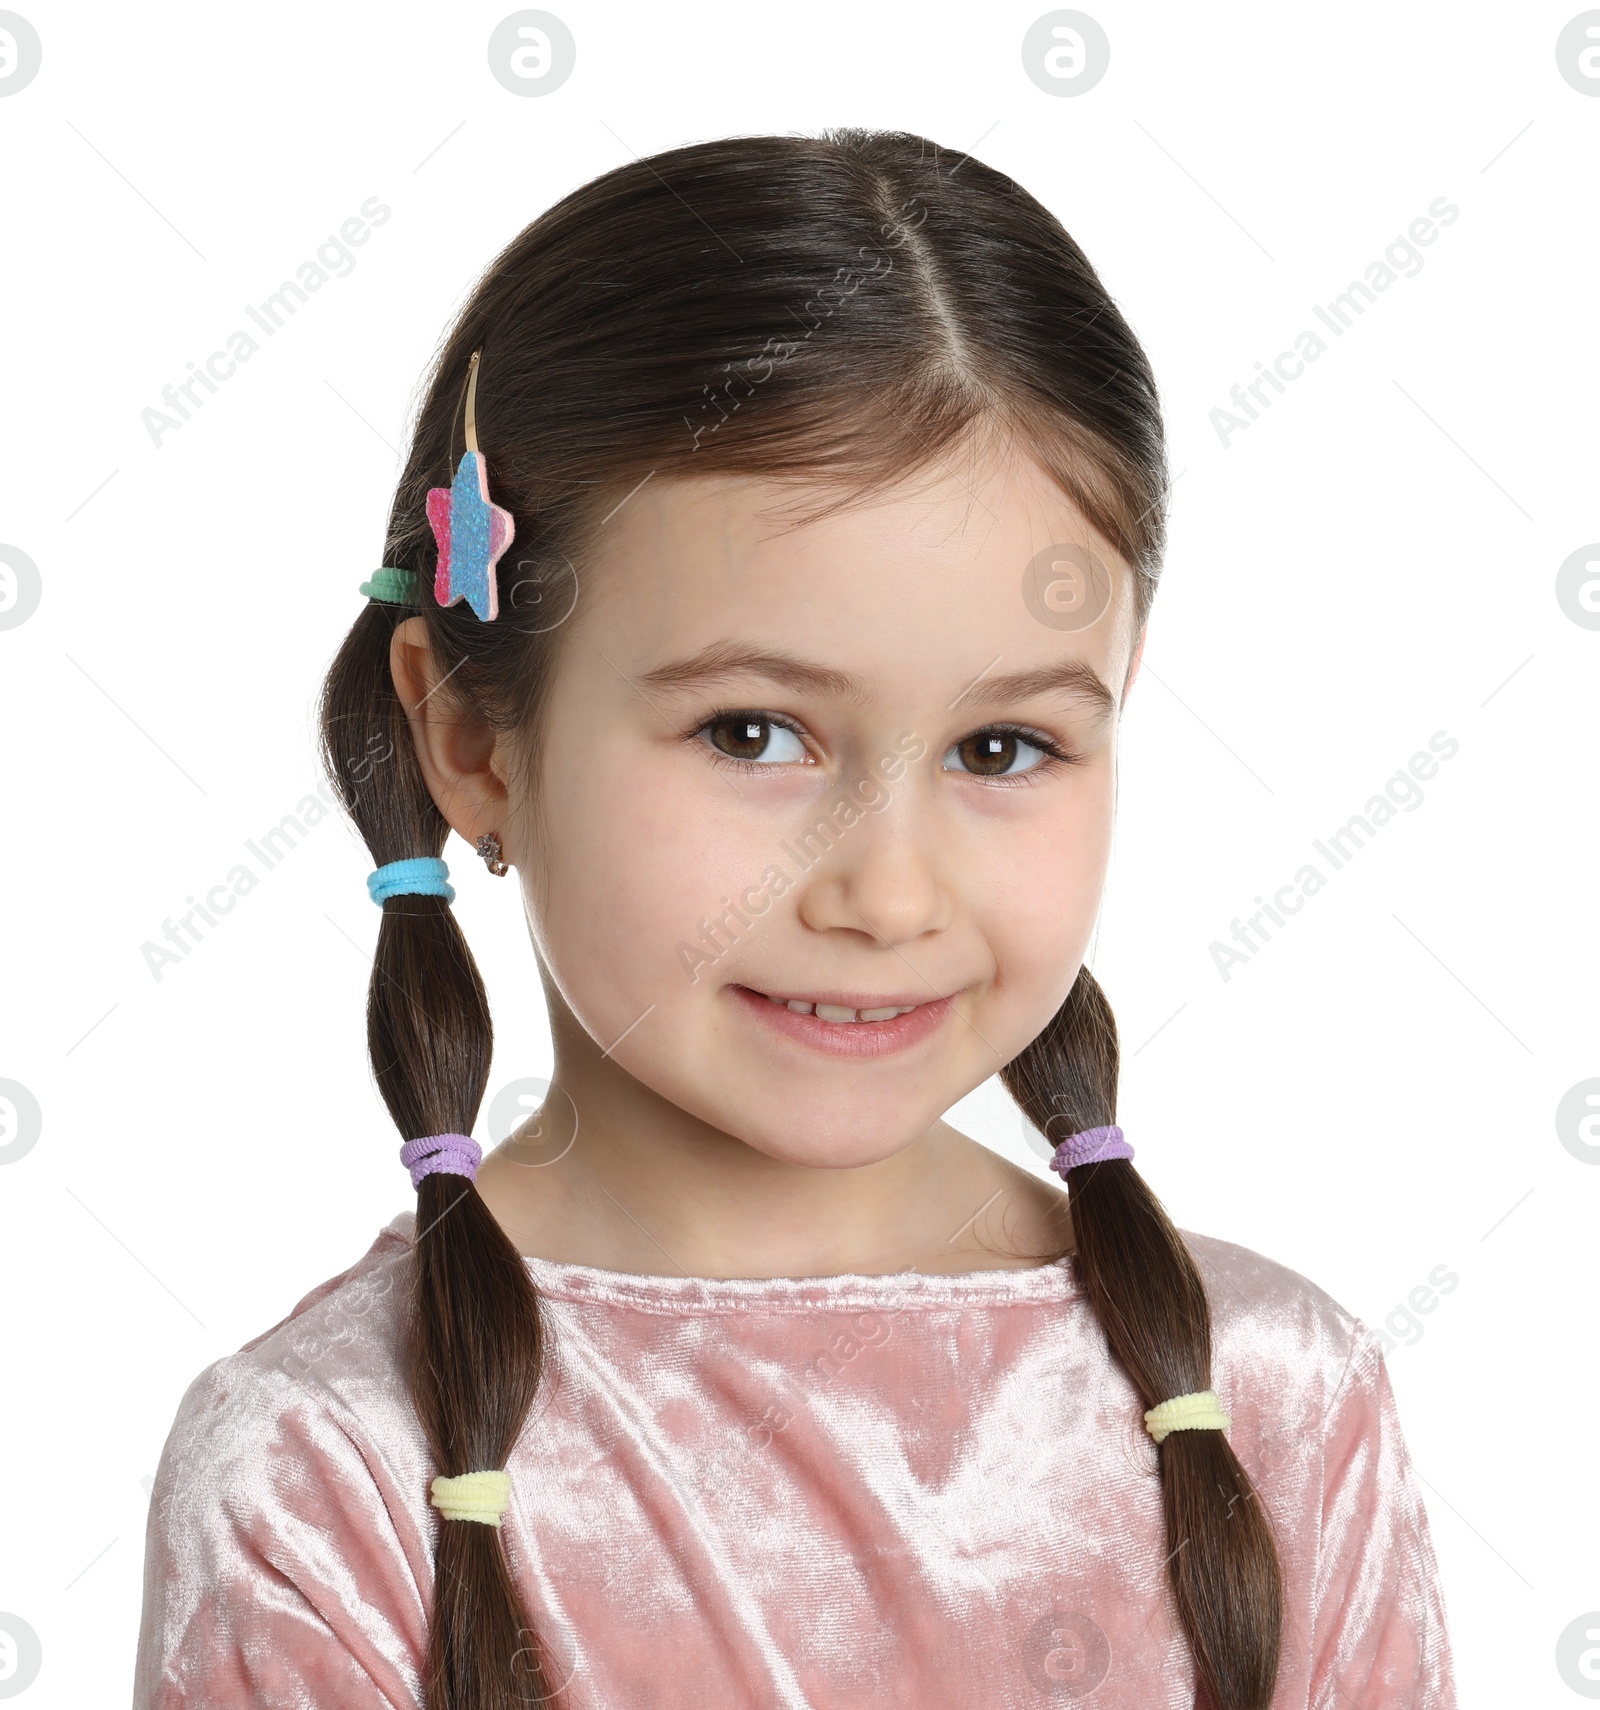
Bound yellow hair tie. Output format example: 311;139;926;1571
430;1469;513;1527
1144;1389;1231;1444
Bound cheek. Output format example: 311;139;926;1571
970;780;1114;998
530;745;777;1015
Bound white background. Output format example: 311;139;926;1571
0;2;1596;1704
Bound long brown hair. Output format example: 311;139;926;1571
319;128;1281;1710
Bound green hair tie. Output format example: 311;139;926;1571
359;566;421;606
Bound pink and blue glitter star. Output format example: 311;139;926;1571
426;450;514;623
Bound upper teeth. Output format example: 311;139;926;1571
764;993;918;1024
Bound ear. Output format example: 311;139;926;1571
1123;620;1149;701
389;617;512;854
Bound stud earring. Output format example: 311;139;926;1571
475;832;510;876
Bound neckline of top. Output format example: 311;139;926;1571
382;1210;1081;1313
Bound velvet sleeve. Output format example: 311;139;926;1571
131;1357;429;1710
1308;1327;1457;1708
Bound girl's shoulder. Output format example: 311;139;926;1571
1183;1226;1369;1339
155;1214;421;1476
1178;1226;1391;1448
234;1212;414;1363
160;1215;1385;1460
135;1217;433;1708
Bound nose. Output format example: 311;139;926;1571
791;777;954;950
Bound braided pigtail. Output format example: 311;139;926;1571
1002;969;1283;1709
320;600;561;1709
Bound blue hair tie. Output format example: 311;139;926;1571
368;857;455;906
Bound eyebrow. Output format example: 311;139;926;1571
634;643;1118;720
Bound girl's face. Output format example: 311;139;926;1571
502;439;1142;1170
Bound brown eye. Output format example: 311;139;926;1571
702;714;808;766
943;728;1053;778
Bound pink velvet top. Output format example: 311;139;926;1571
132;1209;1456;1708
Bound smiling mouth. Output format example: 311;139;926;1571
743;987;927;1025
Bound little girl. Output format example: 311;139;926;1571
133;129;1456;1709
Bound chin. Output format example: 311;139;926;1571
731;1109;927;1173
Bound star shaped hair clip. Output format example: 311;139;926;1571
425;348;515;622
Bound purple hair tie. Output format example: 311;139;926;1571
399;1132;483;1189
1049;1123;1134;1177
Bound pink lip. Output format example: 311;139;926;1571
730;983;955;1059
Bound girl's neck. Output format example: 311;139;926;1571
471;1085;1072;1281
